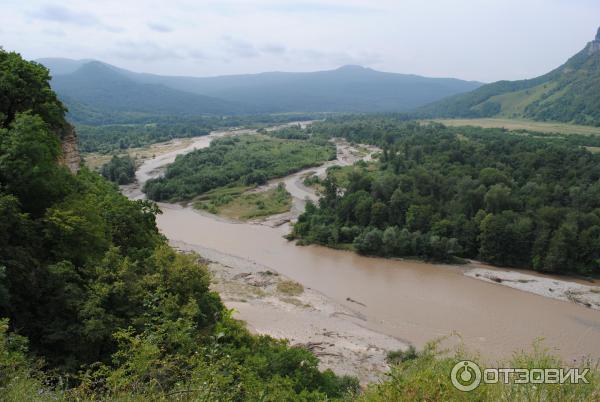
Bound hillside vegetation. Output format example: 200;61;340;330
419;28;600;126
0;48;358;401
2;48;600;402
39;58;481;122
291;117;600;274
195;183;293;220
144;134;336;201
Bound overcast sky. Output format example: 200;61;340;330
1;0;599;82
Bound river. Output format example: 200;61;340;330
126;127;600;364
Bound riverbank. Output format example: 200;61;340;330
122;125;408;382
171;239;407;384
465;268;600;310
123;123;600;377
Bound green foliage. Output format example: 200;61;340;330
386;345;418;365
195;182;293;220
292;118;600;273
360;341;600;402
0;50;358;401
101;154;136;184
0;49;66;131
77;122;211;153
266;124;310;140
0;113;73;216
418;35;600;126
144;135;336;201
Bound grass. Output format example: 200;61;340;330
276;280;304;296
433;118;600;136
194;183;292;220
357;339;600;402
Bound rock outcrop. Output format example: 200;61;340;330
59;125;80;174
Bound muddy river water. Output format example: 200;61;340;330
127;127;600;363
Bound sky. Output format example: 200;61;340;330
1;0;599;82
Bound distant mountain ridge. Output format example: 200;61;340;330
37;58;482;123
418;27;600;126
46;62;250;123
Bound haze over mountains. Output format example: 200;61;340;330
39;27;600;128
38;58;482;124
419;28;600;126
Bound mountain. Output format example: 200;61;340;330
39;58;482;122
36;57;96;75
418;27;600;126
47;62;249;123
109;64;483;113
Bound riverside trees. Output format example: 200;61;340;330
292;118;600;274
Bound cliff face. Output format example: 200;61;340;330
59;125;80;174
588;28;600;55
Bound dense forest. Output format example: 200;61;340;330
77;113;322;153
78;123;211;153
291;117;600;274
101;154;136;184
0;49;358;400
2;48;600;401
144;134;336;201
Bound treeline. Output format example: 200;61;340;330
0;49;357;400
263;124;310;140
144;134;336;201
78;123;211;153
101;154;136;184
292;117;600;274
77;114;326;153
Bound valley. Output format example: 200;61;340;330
120;123;600;384
3;13;600;399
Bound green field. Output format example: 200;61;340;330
194;183;292;220
433;118;600;136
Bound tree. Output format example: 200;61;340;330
354;228;383;255
0;113;72;215
101;155;136;184
0;49;66;131
484;184;515;213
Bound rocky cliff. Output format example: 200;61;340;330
59;125;81;174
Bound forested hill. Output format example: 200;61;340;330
39;58;482;122
292;117;600;275
0;48;358;400
49;61;252;121
417;27;600;126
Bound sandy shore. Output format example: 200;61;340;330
171;239;407;384
122;125;600;380
465;268;600;310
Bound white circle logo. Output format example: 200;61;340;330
451;360;482;391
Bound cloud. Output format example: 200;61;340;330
29;5;122;32
221;36;260;58
148;22;173;33
261;43;287;55
31;5;100;26
260;1;380;14
295;49;381;67
113;41;182;61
